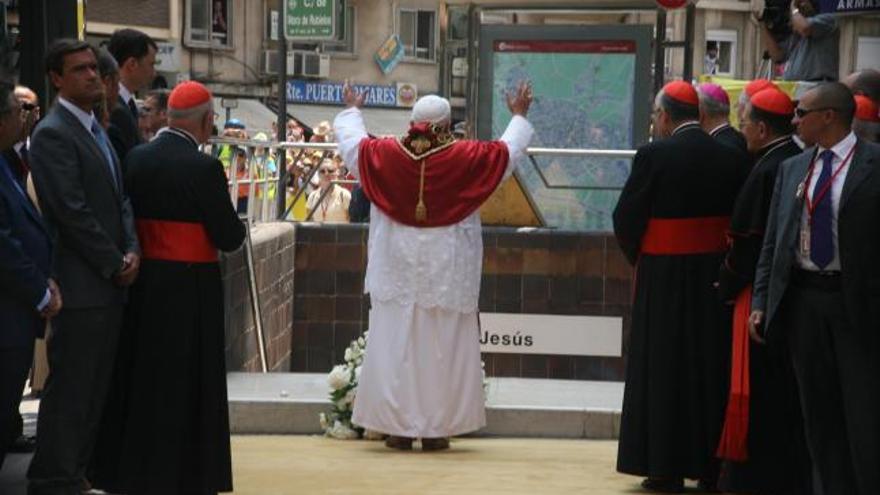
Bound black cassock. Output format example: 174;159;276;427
613;123;746;481
711;124;749;158
716;136;814;495
92;128;245;495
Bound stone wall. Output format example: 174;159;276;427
223;222;295;372
291;223;633;381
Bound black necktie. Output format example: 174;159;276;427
128;98;138;119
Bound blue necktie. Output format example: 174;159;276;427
91;120;118;188
810;150;835;269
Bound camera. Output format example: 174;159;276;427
760;0;793;41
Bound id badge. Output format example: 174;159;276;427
800;228;810;257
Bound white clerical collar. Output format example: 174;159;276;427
709;123;731;136
57;96;97;133
157;126;200;147
672;121;701;135
817;131;856;161
118;82;136;105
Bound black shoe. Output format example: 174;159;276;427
640;477;684;493
7;434;37;453
384;435;414;450
420;437;450;451
697;478;720;493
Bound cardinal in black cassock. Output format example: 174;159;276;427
92;81;244;495
613;81;747;493
715;88;813;495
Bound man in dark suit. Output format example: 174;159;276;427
0;80;59;471
751;82;880;495
106;29;156;162
25;39;140;495
614;81;747;493
1;83;43;458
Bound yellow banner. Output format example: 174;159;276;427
697;76;814;128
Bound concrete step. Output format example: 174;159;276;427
227;372;624;439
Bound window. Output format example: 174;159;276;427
398;9;436;61
705;30;738;78
187;0;232;48
322;5;356;54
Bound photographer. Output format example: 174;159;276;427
759;0;838;82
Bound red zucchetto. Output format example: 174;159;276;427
855;94;880;123
663;80;699;106
168;81;213;110
750;88;794;116
744;79;778;98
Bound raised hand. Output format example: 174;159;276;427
506;80;534;118
342;80;366;108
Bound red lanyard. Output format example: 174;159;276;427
802;145;856;221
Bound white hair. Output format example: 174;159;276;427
167;100;213;121
411;95;451;125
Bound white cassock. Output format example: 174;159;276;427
333;107;534;438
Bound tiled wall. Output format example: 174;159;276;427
223;223;296;372
292;223;633;381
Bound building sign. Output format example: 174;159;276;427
819;0;880;13
285;0;337;40
374;34;406;75
478;313;623;357
286;80;418;108
155;42;180;72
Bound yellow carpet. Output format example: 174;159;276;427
231;436;713;494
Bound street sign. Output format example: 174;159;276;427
284;0;337;41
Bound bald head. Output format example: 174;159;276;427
812;82;856;126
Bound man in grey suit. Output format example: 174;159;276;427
26;39;140;495
750;82;880;495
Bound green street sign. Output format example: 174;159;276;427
284;0;337;41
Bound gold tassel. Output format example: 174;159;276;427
415;159;427;222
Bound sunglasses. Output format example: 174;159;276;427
319;169;334;175
794;107;835;118
21;102;37;112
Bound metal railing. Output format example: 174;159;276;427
204;137;637;225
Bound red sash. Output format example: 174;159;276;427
136;219;218;263
716;285;752;461
640;216;730;254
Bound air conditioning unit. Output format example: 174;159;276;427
291;51;330;79
262;49;281;75
261;50;330;79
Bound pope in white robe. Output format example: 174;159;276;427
333;81;534;450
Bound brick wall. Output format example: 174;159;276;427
223;222;295;372
86;0;169;28
292;223;633;381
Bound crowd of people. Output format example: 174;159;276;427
614;69;880;495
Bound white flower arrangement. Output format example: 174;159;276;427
319;331;490;439
319;332;367;439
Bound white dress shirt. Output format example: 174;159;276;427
57;97;98;134
118;82;136;108
795;131;857;271
334;107;534;313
